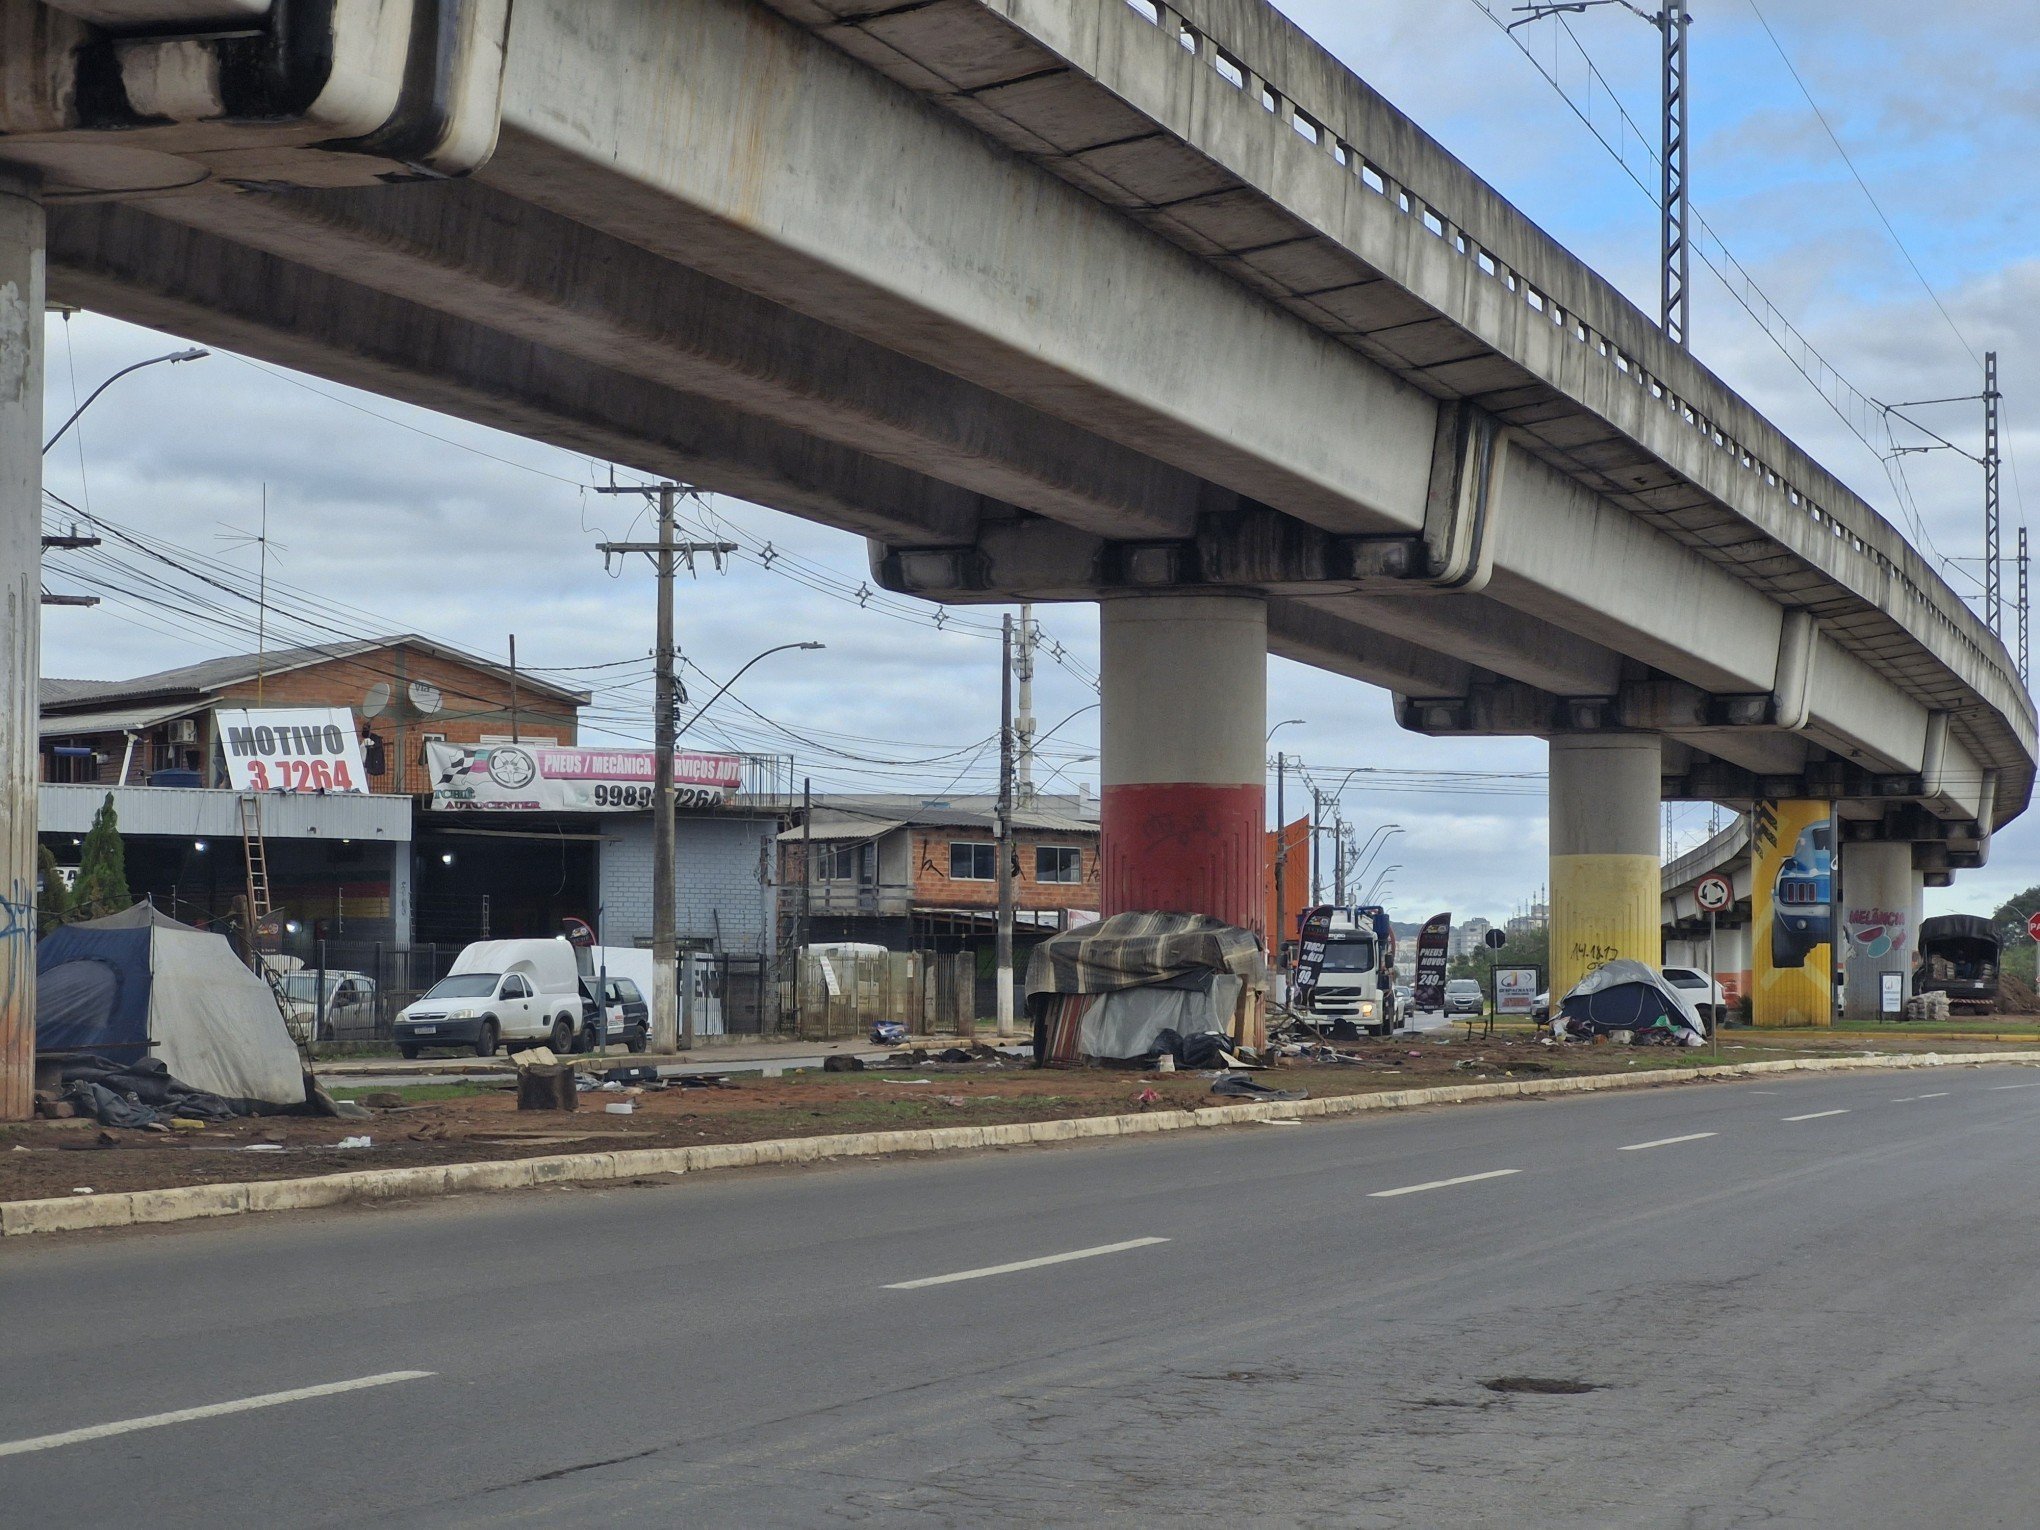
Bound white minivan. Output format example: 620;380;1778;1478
394;938;586;1058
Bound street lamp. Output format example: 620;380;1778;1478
1351;823;1404;891
44;347;210;453
679;642;825;733
1363;864;1402;905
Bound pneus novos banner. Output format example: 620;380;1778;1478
427;742;744;811
1412;912;1452;1011
1751;798;1833;1026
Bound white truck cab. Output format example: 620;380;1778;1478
1298;908;1399;1037
394;938;585;1058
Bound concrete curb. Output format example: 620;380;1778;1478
8;1050;2039;1238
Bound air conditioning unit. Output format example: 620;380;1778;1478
168;719;198;744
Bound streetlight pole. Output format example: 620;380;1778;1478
996;615;1017;1037
1364;864;1403;905
1351;824;1405;894
43;346;209;453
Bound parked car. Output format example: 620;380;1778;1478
1660;966;1727;1026
1444;978;1485;1016
394;938;585;1057
1770;820;1832;968
277;970;379;1042
578;975;650;1053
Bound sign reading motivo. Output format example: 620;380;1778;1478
215;708;369;793
427;741;744;812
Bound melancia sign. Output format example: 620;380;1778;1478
214;708;369;793
427;741;745;812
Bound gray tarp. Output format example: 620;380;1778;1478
1079;974;1247;1060
1025;911;1266;1000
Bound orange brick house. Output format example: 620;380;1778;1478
39;636;586;794
778;794;1100;952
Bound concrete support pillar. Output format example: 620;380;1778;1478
1840;841;1922;1022
1099;595;1265;934
1751;799;1834;1026
1548;735;1661;1000
0;171;42;1121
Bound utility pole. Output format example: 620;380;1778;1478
1985;351;2002;635
1334;816;1349;905
1510;2;1690;346
507;633;520;743
595;482;737;1054
996;615;1017;1036
1014;602;1037;808
2019;525;2030;686
1274;752;1288;969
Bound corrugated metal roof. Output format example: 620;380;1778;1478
39;700;206;736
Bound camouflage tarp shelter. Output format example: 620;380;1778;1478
1025;911;1267;1063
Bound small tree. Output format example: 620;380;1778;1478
35;844;70;935
70;792;131;921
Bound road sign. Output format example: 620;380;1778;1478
1484;927;1508;950
2027;909;2040;944
1695;875;1733;914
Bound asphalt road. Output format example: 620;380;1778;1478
6;1063;2040;1526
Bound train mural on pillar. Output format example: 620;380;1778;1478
1751;799;1833;1026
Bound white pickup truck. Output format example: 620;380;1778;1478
393;938;585;1058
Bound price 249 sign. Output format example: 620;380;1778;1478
216;709;369;793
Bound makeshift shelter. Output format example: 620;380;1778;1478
1025;911;1268;1064
37;903;307;1105
1554;960;1706;1045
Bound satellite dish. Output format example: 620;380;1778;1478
362;681;390;717
408;681;443;716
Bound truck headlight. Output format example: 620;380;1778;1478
1359;1002;1376;1018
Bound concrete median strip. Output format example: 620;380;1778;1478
7;1050;2040;1238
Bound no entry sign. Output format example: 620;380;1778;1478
1696;874;1733;914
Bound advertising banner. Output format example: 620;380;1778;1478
215;708;369;793
427;742;744;812
1751;798;1832;1026
1292;905;1334;1001
1412;912;1452;1011
1495;967;1540;1015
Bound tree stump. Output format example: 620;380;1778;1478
516;1064;579;1112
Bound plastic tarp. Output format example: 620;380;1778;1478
1557;960;1706;1043
1079;973;1245;1060
1025;911;1266;999
37;903;306;1105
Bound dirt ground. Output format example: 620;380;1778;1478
4;1029;2031;1205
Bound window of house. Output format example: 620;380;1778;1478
949;841;997;881
818;843;873;882
1036;846;1084;884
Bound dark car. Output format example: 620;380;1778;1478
578;976;650;1053
1771;821;1831;969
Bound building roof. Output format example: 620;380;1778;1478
40;635;590;714
777;793;1099;843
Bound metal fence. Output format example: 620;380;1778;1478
785;949;978;1040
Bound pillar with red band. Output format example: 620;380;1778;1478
1099;595;1266;935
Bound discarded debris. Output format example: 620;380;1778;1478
871;1021;908;1045
822;1054;865;1073
1210;1073;1309;1103
336;1135;372;1149
1482;1377;1602;1395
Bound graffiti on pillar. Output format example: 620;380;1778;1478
0;878;32;1007
1844;907;1908;959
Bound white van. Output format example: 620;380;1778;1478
394;938;586;1058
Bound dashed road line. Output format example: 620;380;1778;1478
0;1372;435;1458
884;1237;1169;1290
1989;1082;2040;1091
1368;1169;1520;1199
1782;1109;1850;1122
1617;1132;1717;1152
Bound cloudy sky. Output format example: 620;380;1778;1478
36;0;2038;923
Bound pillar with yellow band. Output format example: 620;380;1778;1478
1547;736;1663;1001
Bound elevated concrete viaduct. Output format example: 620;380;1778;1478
0;0;2032;1107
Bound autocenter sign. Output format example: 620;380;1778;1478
427;741;744;812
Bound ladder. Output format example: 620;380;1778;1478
237;792;273;920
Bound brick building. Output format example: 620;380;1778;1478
39;635;586;794
778;794;1100;954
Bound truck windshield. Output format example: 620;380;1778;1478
424;974;499;999
1321;938;1376;972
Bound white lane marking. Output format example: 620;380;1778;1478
0;1372;434;1459
1368;1169;1520;1199
1782;1109;1850;1122
1893;1092;1951;1102
1990;1082;2040;1091
884;1237;1169;1290
1617;1132;1717;1152
1917;1092;1951;1098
